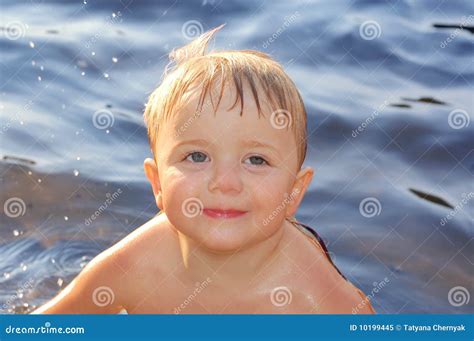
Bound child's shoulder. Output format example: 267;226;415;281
111;212;180;273
31;213;177;314
282;221;376;314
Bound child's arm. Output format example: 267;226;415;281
31;247;128;314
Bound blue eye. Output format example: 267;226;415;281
184;152;268;166
185;151;208;163
245;155;268;166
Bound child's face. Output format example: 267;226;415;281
145;83;313;252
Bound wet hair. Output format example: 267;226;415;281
143;24;308;170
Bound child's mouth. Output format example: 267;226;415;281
202;208;247;219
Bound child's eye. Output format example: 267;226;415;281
184;151;209;163
244;155;269;166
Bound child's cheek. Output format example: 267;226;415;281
162;168;204;219
249;171;292;228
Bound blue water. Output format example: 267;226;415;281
1;0;473;314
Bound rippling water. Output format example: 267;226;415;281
1;0;473;314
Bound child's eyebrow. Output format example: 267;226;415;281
241;140;278;153
172;139;212;149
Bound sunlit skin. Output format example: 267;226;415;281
31;83;375;314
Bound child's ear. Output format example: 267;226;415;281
144;158;163;210
285;166;314;218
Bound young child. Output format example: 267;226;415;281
32;25;375;314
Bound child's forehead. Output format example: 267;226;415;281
163;95;293;151
171;104;283;142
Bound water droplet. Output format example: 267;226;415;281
64;216;69;221
13;229;19;236
21;263;27;271
112;57;118;63
103;73;109;78
81;71;85;76
61;104;66;109
106;129;110;134
76;156;81;160
73;169;79;176
31;60;36;66
28;171;32;175
3;272;10;279
37;178;42;183
37;76;42;81
83;0;87;4
40;65;44;71
57;278;64;287
112;12;116;18
29;41;35;48
91;51;96;56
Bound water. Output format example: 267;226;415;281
1;0;473;314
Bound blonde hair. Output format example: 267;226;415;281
144;25;308;170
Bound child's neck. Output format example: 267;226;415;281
176;222;288;288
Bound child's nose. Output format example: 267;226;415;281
208;160;243;194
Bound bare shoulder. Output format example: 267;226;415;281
283;222;376;314
310;277;376;314
110;212;180;274
31;213;177;314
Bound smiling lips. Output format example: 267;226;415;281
202;208;247;219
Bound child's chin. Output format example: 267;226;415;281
197;227;255;253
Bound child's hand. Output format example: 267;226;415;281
31;248;128;314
